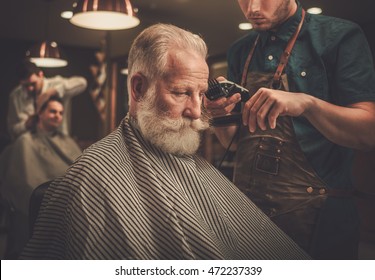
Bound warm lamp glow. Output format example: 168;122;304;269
26;41;68;68
120;68;128;75
70;0;140;30
307;7;323;15
61;11;73;19
239;22;253;30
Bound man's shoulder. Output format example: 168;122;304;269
56;126;131;193
307;13;361;34
5;132;35;156
9;85;24;99
77;127;128;166
44;75;65;84
227;32;258;62
16;131;34;142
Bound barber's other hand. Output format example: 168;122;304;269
243;87;309;132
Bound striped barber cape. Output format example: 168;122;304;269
21;115;309;260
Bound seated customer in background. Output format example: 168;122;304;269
20;23;309;260
7;60;87;140
0;96;81;259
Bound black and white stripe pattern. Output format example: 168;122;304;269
21;115;309;259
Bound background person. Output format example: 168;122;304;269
7;60;87;140
0;96;82;259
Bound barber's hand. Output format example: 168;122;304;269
203;76;242;117
36;88;58;113
243;87;309;132
25;114;38;130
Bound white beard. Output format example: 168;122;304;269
136;88;209;156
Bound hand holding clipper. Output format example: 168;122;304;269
205;79;250;102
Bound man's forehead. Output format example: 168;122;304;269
47;101;64;111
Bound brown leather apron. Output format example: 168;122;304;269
234;9;325;251
233;10;359;257
234;72;328;252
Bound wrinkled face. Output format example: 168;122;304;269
136;49;210;155
38;101;63;132
20;72;43;97
237;0;296;31
155;49;209;121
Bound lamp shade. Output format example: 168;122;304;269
26;41;68;68
70;0;140;30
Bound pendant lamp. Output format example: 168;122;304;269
26;0;68;68
26;40;68;68
70;0;140;30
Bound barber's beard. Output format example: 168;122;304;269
136;89;209;156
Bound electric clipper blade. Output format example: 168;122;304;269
205;79;250;102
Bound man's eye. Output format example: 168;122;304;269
172;91;189;96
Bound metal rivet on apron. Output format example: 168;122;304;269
270;35;276;41
268;55;274;61
277;149;281;153
301;71;307;77
259;145;263;149
319;188;326;195
306;186;314;193
278;141;283;146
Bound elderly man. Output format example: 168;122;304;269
0;95;81;259
20;24;309;260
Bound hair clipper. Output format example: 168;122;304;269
205;79;250;102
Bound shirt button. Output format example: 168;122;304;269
270;35;276;41
319;188;326;195
268;55;274;61
306;186;314;194
301;71;307;77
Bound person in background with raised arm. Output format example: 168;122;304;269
7;60;87;140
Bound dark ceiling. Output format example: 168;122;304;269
1;0;375;59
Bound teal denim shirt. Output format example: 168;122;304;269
227;4;375;188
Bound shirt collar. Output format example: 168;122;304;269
258;2;303;47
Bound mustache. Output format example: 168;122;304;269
159;111;210;132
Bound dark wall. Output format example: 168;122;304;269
0;38;101;152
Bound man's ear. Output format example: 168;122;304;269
130;73;148;102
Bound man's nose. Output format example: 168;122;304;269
248;0;261;14
184;96;201;119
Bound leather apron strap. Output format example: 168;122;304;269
241;9;306;89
